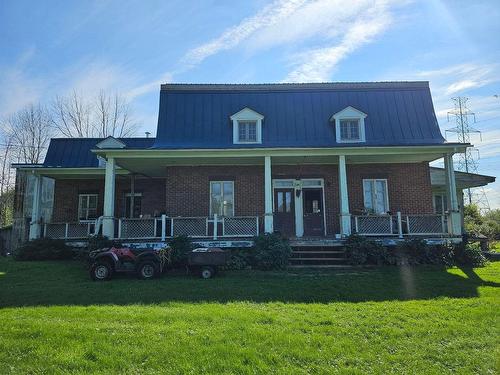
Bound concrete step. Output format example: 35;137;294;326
292;250;345;254
289;257;348;261
288;264;352;269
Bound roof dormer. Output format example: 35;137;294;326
330;106;367;143
230;107;264;144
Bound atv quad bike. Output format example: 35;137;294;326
89;247;171;281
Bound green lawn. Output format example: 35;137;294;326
0;258;499;374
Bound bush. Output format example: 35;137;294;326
345;234;386;265
168;235;195;266
394;239;429;265
252;233;292;270
453;242;488;267
225;248;252;270
14;238;73;261
424;243;454;266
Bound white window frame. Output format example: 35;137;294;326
78;193;98;221
230;107;264;144
209;181;235;217
362;179;389;214
331;106;367;143
125;192;143;218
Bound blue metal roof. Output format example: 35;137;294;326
43;138;155;168
153;82;445;149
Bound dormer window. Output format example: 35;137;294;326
339;119;360;141
331;106;367;143
238;120;257;143
230;107;264;144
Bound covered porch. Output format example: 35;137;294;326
26;144;466;243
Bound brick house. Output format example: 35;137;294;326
12;82;495;247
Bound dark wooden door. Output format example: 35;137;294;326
274;188;295;237
303;188;324;236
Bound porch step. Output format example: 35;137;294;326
288;264;352;269
290;245;347;266
292;251;345;254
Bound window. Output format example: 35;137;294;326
433;194;448;214
125;193;142;218
339;119;360;141
78;194;98;220
238;121;257;142
331;106;367;143
363;179;389;214
276;191;292;213
210;181;234;217
230;107;264;144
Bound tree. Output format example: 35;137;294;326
51;90;135;138
464;204;500;240
5;104;53;164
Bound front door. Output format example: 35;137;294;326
303;188;324;236
274;188;295;237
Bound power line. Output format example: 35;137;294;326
445;97;490;212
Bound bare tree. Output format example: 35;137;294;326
52;90;135;138
6;104;53;164
94;90;135;137
52;90;92;138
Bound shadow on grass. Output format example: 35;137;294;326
0;258;498;308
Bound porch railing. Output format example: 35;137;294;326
44;221;95;239
352;212;448;237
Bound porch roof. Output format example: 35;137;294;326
430;167;495;189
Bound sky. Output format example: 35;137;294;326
0;0;499;207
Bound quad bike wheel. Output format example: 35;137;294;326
200;266;216;279
137;260;159;280
90;261;113;281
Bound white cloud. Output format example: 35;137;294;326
181;0;308;69
284;2;393;82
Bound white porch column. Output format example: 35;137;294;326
444;153;461;236
102;157;116;239
264;156;274;233
338;155;351;237
29;173;43;240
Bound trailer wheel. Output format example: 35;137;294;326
200;266;215;279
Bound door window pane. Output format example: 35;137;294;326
285;192;292;213
277;192;284;212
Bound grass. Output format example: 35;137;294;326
0;258;499;374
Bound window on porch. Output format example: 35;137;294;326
125;193;142;218
210;181;234;217
363;179;389;214
78;194;98;220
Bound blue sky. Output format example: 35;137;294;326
1;0;499;207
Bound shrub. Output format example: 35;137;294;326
168;235;194;266
453;242;488;267
252;233;292;270
14;238;73;261
344;234;387;265
394;239;429;265
424;243;454;266
225;248;252;270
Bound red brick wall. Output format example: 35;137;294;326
164;166;264;217
347;162;434;216
52;177;166;222
51;163;433;235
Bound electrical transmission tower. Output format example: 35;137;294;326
445;97;490;212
